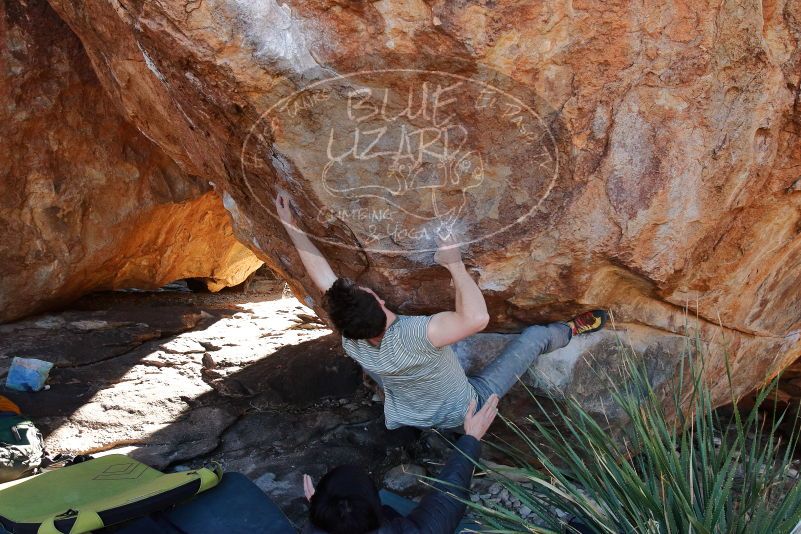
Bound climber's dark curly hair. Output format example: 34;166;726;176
322;278;386;339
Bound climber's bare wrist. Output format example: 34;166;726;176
444;261;467;275
283;223;309;245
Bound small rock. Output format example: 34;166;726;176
488;482;502;495
165;340;207;355
172;465;191;472
199;341;222;352
34;316;65;329
70;320;111;331
208;378;252;398
499;488;509;501
201;369;222;381
141;358;169;368
384;464;426;492
255;472;289;493
295;313;324;324
519;505;532;516
288;323;320;330
470;494;480;502
202;353;216;369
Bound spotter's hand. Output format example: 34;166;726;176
463;394;499;441
303;473;315;502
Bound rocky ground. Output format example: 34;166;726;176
2;272;800;529
0;269;580;528
0;275;463;526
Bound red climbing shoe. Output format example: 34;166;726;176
566;310;608;336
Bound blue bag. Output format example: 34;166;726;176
5;358;53;392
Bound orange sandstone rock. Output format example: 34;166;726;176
0;0;262;322
10;0;801;406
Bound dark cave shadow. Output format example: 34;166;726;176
203;332;363;408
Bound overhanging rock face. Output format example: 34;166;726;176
0;0;262;322
40;0;801;409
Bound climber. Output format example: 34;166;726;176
275;192;607;431
301;393;499;534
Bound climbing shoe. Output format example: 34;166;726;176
566;310;608;336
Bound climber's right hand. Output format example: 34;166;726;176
434;234;462;269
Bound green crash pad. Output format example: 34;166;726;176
0;455;220;534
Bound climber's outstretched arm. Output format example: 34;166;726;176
427;237;489;348
275;192;337;293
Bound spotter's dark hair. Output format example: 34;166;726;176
322;278;386;339
309;465;381;534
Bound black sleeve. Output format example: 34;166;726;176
403;435;481;533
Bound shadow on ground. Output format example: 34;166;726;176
0;282;437;527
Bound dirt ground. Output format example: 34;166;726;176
0;276;460;526
5;274;797;529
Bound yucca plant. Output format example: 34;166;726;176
467;333;801;533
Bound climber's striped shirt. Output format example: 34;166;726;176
342;315;478;430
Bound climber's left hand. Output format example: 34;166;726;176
275;191;295;226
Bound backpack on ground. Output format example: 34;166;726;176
0;397;44;484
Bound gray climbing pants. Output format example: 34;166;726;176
467;322;572;409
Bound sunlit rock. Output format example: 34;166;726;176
0;1;263;322
11;0;801;411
